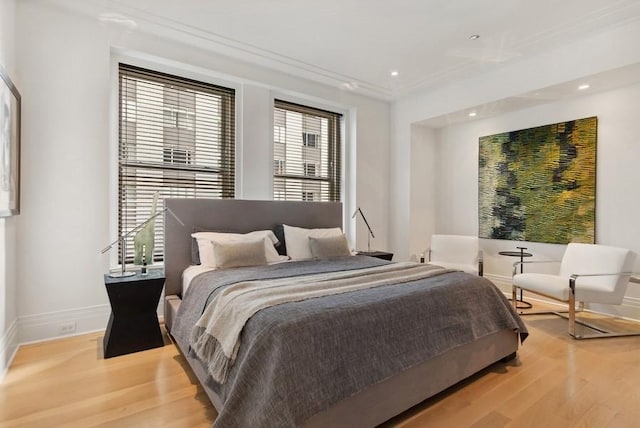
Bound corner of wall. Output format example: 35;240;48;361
0;320;18;382
0;0;18;381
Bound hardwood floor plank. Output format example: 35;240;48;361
469;410;511;428
0;331;216;428
2;311;640;427
570;403;618;428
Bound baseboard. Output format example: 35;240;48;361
17;304;112;344
485;273;640;321
0;304;169;379
14;304;166;346
0;320;18;382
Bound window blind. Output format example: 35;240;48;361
273;100;342;202
118;64;235;264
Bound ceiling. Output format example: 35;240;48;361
74;0;640;101
419;62;640;128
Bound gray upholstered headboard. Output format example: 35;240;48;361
163;198;343;297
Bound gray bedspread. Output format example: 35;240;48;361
172;256;528;428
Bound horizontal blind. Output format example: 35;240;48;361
119;64;235;264
273;100;341;202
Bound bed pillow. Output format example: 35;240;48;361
212;239;267;269
283;224;343;260
309;234;352;259
192;230;284;267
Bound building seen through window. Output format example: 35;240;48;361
273;100;341;202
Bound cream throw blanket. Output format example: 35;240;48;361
190;262;452;383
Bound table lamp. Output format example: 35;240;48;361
101;207;184;278
352;207;375;252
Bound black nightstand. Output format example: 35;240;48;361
357;251;394;261
103;269;165;358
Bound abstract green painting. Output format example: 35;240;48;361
478;117;596;244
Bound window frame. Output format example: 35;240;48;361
272;99;342;202
116;63;236;265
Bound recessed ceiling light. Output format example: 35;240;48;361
468;112;477;117
390;70;399;77
469;34;480;40
578;84;590;90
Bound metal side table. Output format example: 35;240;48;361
499;246;533;309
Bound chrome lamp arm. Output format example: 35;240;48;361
352;207;375;252
101;207;184;277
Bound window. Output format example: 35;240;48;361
304;162;316;177
302;132;318;148
273;100;342;202
274;159;285;175
163;147;193;165
118;64;235;264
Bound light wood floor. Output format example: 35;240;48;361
2;309;640;428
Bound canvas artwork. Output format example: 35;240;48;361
0;66;21;217
478;117;597;245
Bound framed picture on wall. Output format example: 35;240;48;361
478;117;596;244
0;65;21;217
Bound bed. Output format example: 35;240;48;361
163;198;527;428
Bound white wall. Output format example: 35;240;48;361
13;1;390;342
408;124;436;261
0;0;18;378
434;83;640;276
422;83;640;319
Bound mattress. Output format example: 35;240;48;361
182;264;215;294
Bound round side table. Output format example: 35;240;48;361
499;246;533;309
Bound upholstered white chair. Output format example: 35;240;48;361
428;234;483;276
513;242;638;339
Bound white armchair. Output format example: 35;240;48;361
428;234;483;276
513;243;637;339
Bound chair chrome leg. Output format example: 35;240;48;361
512;285;518;310
518;301;640;339
568;277;576;338
572;330;640;339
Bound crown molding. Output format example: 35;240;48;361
34;0;640;102
45;0;394;100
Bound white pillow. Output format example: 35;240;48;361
283;224;343;260
192;230;283;267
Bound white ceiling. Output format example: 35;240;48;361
84;0;640;101
44;0;637;108
419;62;640;128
